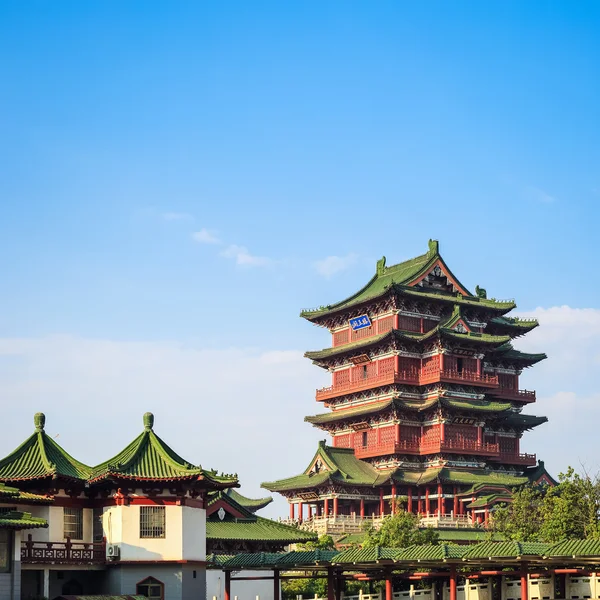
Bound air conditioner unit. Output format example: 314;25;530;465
107;544;120;559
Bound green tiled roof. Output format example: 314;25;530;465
545;540;600;558
301;241;517;321
491;343;547;366
0;510;48;529
0;483;52;504
525;461;557;486
223;552;286;569
207;516;317;543
333;546;403;564
207;554;234;567
461;541;550;559
391;467;529;487
274;550;339;565
90;413;238;489
442;398;512;413
488;316;539;336
467;493;511;508
305;327;510;362
398;544;466;561
0;413;92;483
337;532;367;546
262;442;381;492
221;488;272;512
499;413;547;430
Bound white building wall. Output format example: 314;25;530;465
182;505;206;561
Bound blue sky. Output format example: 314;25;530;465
1;2;599;516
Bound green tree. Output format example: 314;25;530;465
363;505;439;548
297;534;335;550
491;484;544;541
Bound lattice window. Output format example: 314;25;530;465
422;355;440;375
333;330;349;346
378;357;395;375
398;356;419;374
379;426;395;445
333;369;351;385
423;319;437;332
350;324;374;342
421;425;440;444
335;434;351;448
444;355;458;371
140;506;166;539
499;437;517;453
398;315;421;332
499;373;518;390
137;576;164;600
400;425;420;442
63;507;83;540
377;316;394;334
446;425;477;443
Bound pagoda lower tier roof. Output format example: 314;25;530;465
300;241;516;322
89;412;238;490
305;328;511;362
305;397;514;426
489;342;547;366
488;316;539;337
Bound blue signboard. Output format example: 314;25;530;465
349;315;372;331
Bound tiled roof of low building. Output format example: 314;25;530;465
0;510;48;529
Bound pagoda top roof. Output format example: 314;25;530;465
301;240;516;321
0;413;92;484
89;412;239;489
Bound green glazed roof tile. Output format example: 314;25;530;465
223;552;286;569
333;546;403;564
275;550;339;565
220;488;273;513
207;516;317;543
462;541;550;559
0;413;91;482
90;413;238;489
0;510;48;529
398;544;467;561
545;540;600;557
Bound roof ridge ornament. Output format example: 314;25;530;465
376;257;386;276
428;239;439;255
34;413;45;432
143;412;154;431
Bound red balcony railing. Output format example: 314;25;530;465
353;438;500;459
316;370;420;401
21;536;106;564
316;369;499;401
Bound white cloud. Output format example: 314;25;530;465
192;228;221;245
0;335;328;518
314;254;358;278
162;212;194;221
525;185;557;204
220;244;271;267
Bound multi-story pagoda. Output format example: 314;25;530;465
263;240;554;534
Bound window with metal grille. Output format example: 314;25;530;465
140;506;166;538
136;576;164;600
63;507;83;540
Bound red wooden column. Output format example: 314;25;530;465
274;570;280;600
485;507;490;526
333;497;339;517
379;488;384;515
438;482;444;516
394;314;399;329
327;568;335;600
385;572;393;600
324;498;329;516
395;423;401;445
425;487;431;515
407;487;413;513
477;358;482;376
394;355;400;372
418;489;423;515
453;487;459;516
477;426;483;447
521;563;528;600
449;567;457;600
298;502;304;523
316;503;321;517
225;571;231;600
440;352;445;372
360;498;365;517
391;484;397;514
289;503;295;520
440;420;445;443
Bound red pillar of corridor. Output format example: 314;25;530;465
327;568;335;600
385;572;393;600
521;563;529;600
449;567;457;600
225;571;231;600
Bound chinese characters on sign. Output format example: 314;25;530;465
349;315;371;331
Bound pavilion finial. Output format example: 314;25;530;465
34;413;45;432
143;412;154;431
428;239;439;255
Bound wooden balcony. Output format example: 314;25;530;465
21;536;106;565
490;387;536;402
494;452;537;466
354;438;500;459
316;369;497;401
420;369;499;388
316;370;420;401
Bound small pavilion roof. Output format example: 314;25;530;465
301;241;516;322
0;510;48;530
219;488;272;513
89;413;238;489
0;413;92;483
262;441;381;492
